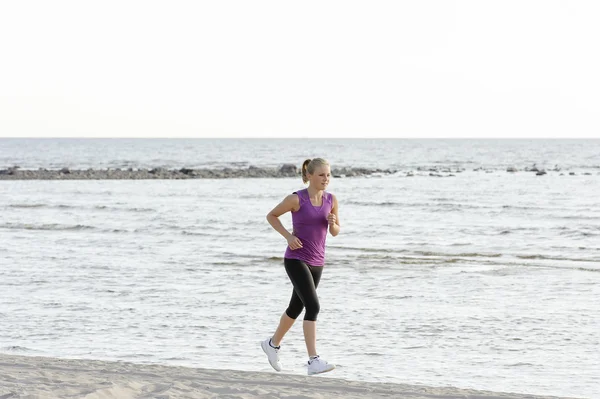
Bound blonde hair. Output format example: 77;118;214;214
301;158;330;184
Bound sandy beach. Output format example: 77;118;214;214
0;354;581;399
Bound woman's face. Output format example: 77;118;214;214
308;165;331;190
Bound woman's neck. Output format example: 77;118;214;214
306;186;323;198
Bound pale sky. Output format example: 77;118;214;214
0;0;598;139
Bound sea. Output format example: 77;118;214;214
1;139;599;398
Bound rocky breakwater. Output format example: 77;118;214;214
0;165;397;180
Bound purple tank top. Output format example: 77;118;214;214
284;188;333;266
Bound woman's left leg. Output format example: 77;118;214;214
271;312;295;347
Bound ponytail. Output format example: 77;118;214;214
301;159;311;184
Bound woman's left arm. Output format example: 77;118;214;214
328;194;340;237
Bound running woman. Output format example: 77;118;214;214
262;158;340;375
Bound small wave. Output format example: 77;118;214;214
556;227;600;238
356;254;415;261
9;204;46;208
181;231;212;236
457;252;502;258
354;254;464;265
516;254;547;260
498;227;541;235
1;346;34;352
328;245;405;254
555;215;600;220
507;362;536;367
209;261;236;266
94;205;155;213
8;203;155;213
516;254;599;262
383;295;412;300
502;205;543;211
125;208;156;212
551;245;600;251
9;203;75;209
346;201;492;211
0;223;97;231
346;201;400;207
577;267;600;273
510;262;600;273
414;251;502;258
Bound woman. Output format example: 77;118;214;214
262;158;340;375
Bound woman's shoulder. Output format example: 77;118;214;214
292;188;308;200
285;191;301;200
280;192;301;212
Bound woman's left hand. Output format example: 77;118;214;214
327;213;336;226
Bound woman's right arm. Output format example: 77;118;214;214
266;194;303;250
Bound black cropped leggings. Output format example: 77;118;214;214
284;258;323;321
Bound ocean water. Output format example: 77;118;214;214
0;139;599;398
1;138;600;172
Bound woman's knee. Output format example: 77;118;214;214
304;301;320;321
285;306;303;320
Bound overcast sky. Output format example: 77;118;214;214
0;1;598;138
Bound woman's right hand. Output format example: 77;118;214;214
286;235;303;250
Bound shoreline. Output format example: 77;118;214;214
0;353;582;399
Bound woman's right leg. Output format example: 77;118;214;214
282;259;323;356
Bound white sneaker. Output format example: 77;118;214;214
261;338;282;372
307;356;335;375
